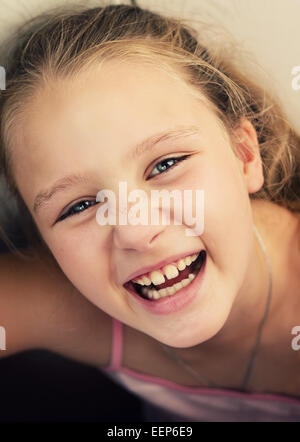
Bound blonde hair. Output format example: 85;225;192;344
0;2;299;255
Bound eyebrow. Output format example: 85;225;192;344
33;125;201;215
33;173;92;214
128;125;201;160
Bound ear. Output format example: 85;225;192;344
232;117;264;194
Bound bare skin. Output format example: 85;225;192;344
122;199;300;396
0;199;299;398
0;62;299;398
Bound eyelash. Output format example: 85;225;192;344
56;155;189;223
56;199;99;223
146;154;189;180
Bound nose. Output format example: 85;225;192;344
112;223;164;252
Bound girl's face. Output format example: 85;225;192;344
12;61;264;347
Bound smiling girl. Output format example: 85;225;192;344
0;2;300;421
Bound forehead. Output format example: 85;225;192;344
11;61;213;204
15;60;208;147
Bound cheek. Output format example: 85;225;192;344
43;226;113;306
176;149;253;275
177;149;249;226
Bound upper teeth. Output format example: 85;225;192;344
142;273;196;300
132;253;198;286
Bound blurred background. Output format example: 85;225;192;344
0;0;299;422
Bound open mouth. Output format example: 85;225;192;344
124;250;206;301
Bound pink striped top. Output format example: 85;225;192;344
101;318;300;421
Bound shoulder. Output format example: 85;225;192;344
0;246;113;367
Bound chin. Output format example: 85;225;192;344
156;316;228;349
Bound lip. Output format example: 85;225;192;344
125;250;207;315
122;249;204;285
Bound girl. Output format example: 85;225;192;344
0;2;300;422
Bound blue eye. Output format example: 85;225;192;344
57;199;99;222
147;155;189;179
